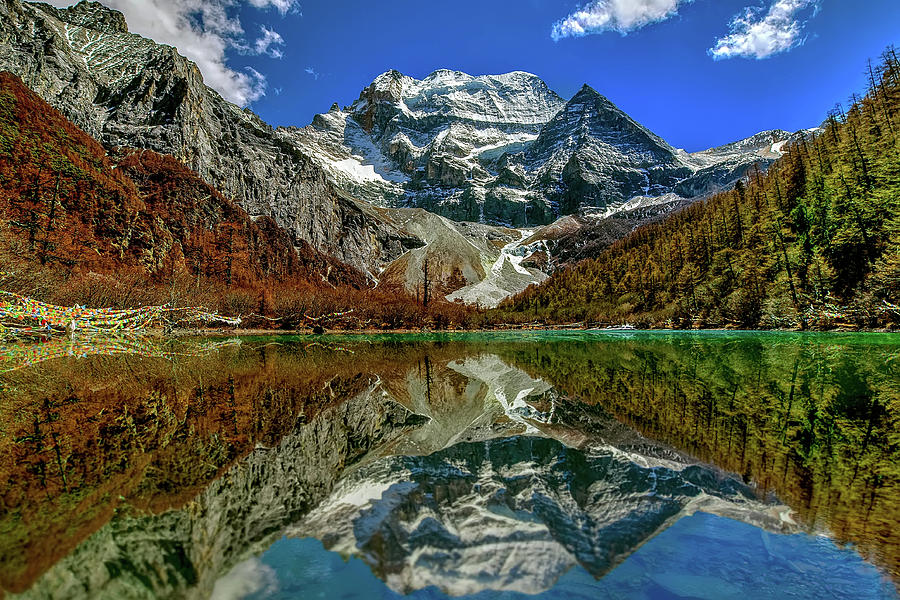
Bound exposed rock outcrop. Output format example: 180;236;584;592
0;0;412;275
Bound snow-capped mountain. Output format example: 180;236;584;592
523;84;693;219
291;70;807;228
676;128;821;197
283;69;567;224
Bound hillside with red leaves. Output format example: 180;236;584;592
0;72;476;328
0;71;363;294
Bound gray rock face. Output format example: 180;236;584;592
523;85;693;218
0;0;413;275
290;70;807;229
526;193;694;269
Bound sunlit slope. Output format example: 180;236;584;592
494;50;900;329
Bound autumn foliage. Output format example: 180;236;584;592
0;72;475;329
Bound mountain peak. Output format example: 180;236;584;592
361;69;412;104
419;69;545;87
425;68;470;81
569;84;618;111
374;68;405;81
44;0;129;35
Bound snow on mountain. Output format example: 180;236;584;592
690;129;795;165
523;85;694;217
285;68;566;223
292;69;810;235
350;69;566;132
674;128;819;198
294;435;798;597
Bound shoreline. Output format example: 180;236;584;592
3;325;897;342
176;325;899;336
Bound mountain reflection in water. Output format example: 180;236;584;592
0;332;897;599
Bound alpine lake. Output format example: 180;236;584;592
0;331;898;600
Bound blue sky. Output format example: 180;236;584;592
55;0;900;152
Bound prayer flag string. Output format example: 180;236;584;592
0;290;241;337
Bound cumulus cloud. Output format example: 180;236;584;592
551;0;691;40
709;0;819;60
210;558;279;600
45;0;300;106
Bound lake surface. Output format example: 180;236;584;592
0;331;897;599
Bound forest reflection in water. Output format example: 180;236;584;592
0;332;897;599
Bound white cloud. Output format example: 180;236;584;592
304;66;320;80
248;0;299;14
253;26;285;58
45;0;299;106
551;0;691;40
211;557;279;600
709;0;820;60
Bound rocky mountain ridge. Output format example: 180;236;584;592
0;0;418;276
0;71;368;299
291;69;814;229
0;0;818;305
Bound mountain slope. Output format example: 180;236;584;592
492;50;900;329
0;71;488;328
0;0;414;275
0;71;366;303
524;84;693;218
285;69;567;224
